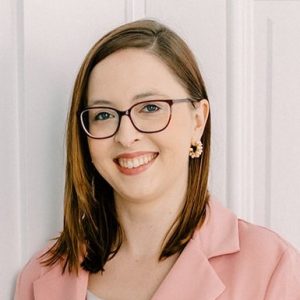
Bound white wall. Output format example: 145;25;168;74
1;0;300;298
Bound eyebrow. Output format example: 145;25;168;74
89;91;169;106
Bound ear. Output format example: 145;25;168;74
192;99;210;141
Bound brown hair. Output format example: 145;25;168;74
41;18;211;274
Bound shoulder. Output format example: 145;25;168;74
205;199;300;297
237;218;297;256
14;243;61;300
207;198;299;261
237;220;300;297
238;218;300;268
18;242;59;278
15;243;89;300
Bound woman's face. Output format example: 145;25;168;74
87;48;209;203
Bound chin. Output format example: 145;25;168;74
114;185;156;203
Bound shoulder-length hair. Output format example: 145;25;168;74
41;18;211;274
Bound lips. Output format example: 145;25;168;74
120;153;157;168
113;151;159;175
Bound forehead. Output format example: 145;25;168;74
87;48;187;105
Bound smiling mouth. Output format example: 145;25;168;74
115;153;159;169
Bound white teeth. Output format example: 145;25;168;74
133;159;139;168
118;153;157;169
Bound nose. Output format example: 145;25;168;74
113;115;143;147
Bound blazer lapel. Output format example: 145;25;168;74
152;198;240;300
33;263;88;300
151;238;226;300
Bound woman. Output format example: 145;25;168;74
15;19;300;300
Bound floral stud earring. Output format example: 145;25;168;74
189;140;203;158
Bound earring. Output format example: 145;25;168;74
189;140;203;158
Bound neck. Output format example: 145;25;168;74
114;183;187;260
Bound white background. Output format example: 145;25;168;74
1;0;300;299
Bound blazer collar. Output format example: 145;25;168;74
198;197;240;259
152;197;240;300
33;197;240;300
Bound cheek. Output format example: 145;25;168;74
161;120;194;153
88;140;109;167
88;145;113;182
157;132;192;167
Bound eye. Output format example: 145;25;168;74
141;103;160;113
94;111;115;121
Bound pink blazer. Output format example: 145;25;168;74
14;198;300;300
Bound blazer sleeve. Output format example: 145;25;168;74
264;245;300;299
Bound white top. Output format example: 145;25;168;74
86;290;104;300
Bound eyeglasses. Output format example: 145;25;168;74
79;98;200;139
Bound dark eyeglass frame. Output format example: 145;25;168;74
79;98;201;139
